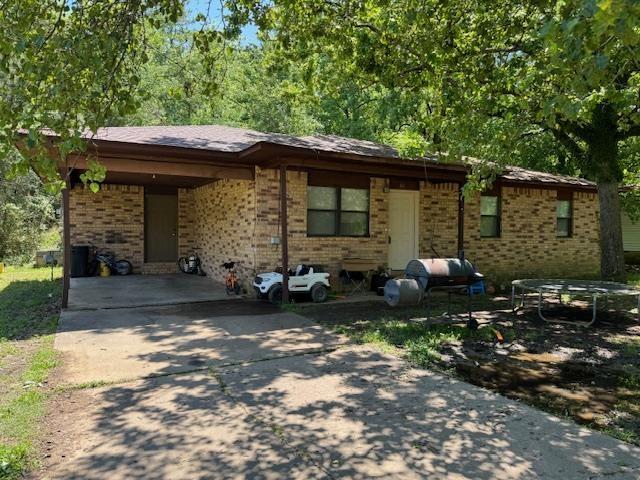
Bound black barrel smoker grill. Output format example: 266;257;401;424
384;258;484;329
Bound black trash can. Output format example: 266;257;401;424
70;245;89;277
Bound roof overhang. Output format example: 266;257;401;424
248;142;468;182
63;136;471;186
55;138;254;187
23;131;599;191
495;178;597;192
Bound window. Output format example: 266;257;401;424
480;195;501;238
307;186;369;236
556;193;573;237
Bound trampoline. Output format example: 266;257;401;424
511;279;640;326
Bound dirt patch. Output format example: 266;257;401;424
300;294;640;445
450;310;640;443
0;341;38;401
28;386;95;479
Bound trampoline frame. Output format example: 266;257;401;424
511;279;640;326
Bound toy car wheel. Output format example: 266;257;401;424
310;284;328;303
268;285;283;304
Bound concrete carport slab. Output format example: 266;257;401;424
67;274;233;310
55;300;346;385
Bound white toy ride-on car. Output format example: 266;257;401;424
253;265;330;304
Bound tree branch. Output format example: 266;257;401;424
519;127;545;139
549;127;586;161
37;0;67;54
556;118;594;142
617;124;640;140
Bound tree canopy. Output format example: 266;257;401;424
1;0;639;279
224;0;640;280
0;0;185;187
0;155;58;263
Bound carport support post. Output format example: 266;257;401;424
457;184;465;260
61;169;71;309
280;163;289;304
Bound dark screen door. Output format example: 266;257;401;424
144;191;178;262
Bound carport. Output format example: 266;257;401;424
57;127;258;308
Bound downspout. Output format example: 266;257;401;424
280;162;289;303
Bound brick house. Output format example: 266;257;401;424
57;125;601;305
623;212;640;264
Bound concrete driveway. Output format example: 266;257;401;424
55;301;343;384
44;301;640;479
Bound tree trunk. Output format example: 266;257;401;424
588;102;626;283
597;181;627;282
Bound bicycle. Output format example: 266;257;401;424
222;261;241;295
178;249;206;276
87;243;132;276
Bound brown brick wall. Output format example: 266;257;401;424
68;173;601;284
141;262;179;274
254;172;600;283
69;184;145;271
254;168;388;279
192;179;257;285
464;187;600;281
178;188;196;258
69;184;198;274
420;182;459;258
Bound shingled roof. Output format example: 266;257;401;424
499;165;595;189
88;125;400;159
80;124;594;189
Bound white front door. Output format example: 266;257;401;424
388;190;419;270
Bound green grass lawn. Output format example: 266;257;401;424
0;265;61;479
629;272;640;286
297;294;514;366
336;319;508;365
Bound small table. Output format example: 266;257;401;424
341;258;379;296
511;279;640;326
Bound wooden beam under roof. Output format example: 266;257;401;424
67;155;254;181
258;155;467;182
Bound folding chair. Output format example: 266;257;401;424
339;269;367;296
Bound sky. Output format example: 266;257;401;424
185;0;259;45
